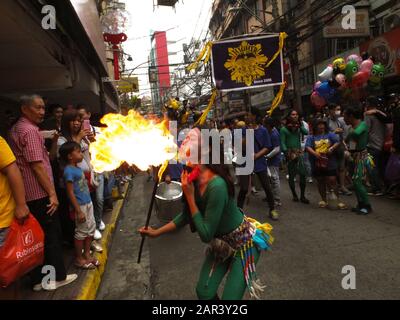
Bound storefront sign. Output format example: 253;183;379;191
323;8;370;38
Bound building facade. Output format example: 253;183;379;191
149;31;172;115
0;0;120;120
208;0;400;117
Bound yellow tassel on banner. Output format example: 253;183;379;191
187;42;213;72
266;32;288;69
267;82;286;116
194;90;218;127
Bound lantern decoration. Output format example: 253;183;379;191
101;7;131;81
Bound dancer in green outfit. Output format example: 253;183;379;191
280;110;310;204
344;106;374;215
139;129;274;300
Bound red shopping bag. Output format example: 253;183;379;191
0;214;45;288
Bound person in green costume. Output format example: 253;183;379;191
280;110;310;204
139;129;274;300
344;105;374;215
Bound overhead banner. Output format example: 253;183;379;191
211;34;285;92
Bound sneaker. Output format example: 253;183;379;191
251;187;259;194
43;274;78;291
339;187;353;196
99;221;106;232
275;201;282;207
308;177;313;183
91;241;103;253
94;229;102;240
269;210;279;221
368;190;384;196
32;283;43;292
356;208;370;215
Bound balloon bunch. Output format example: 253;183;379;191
311;54;386;110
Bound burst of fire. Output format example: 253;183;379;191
89;111;177;179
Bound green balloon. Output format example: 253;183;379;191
369;63;386;87
345;60;359;82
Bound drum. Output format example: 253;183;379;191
155;181;183;223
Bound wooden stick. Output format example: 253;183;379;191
137;176;159;264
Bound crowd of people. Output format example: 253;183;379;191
161;92;400;220
1;91;400;297
0;95;130;293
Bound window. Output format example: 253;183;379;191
300;66;315;87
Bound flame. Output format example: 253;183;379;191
89;111;177;177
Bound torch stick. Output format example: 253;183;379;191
137;175;160;264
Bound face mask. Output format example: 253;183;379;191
335;111;341;117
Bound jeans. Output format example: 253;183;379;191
237;171;275;211
268;166;281;204
27;197;67;285
104;173;115;200
94;173;105;228
0;228;9;248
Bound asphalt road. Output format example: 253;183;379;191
97;173;400;300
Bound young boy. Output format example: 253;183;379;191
59;142;101;269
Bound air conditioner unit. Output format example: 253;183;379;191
383;10;400;32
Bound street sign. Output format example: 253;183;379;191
102;77;121;83
117;77;139;93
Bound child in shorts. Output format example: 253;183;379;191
59;142;101;269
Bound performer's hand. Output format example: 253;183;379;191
181;171;195;199
139;226;159;238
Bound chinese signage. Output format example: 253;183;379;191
211;34;284;92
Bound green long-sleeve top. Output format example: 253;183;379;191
280;126;308;153
346;121;368;151
173;176;244;244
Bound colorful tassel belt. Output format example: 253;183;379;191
352;150;375;180
206;216;274;299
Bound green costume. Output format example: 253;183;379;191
347;121;373;207
173;176;272;300
280;125;309;199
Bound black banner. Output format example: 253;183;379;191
211;34;284;92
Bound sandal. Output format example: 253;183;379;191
338;202;348;210
75;262;96;270
90;259;101;267
319;201;328;208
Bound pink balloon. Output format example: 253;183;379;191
360;59;374;74
351;71;369;88
335;74;347;88
311;91;326;108
314;81;322;90
346;54;362;66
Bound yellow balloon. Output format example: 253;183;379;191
333;58;346;71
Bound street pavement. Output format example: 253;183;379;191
97;173;400;300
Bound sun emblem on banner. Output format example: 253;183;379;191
224;41;269;87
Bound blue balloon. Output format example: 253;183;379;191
316;81;336;101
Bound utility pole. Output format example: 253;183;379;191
283;0;303;113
